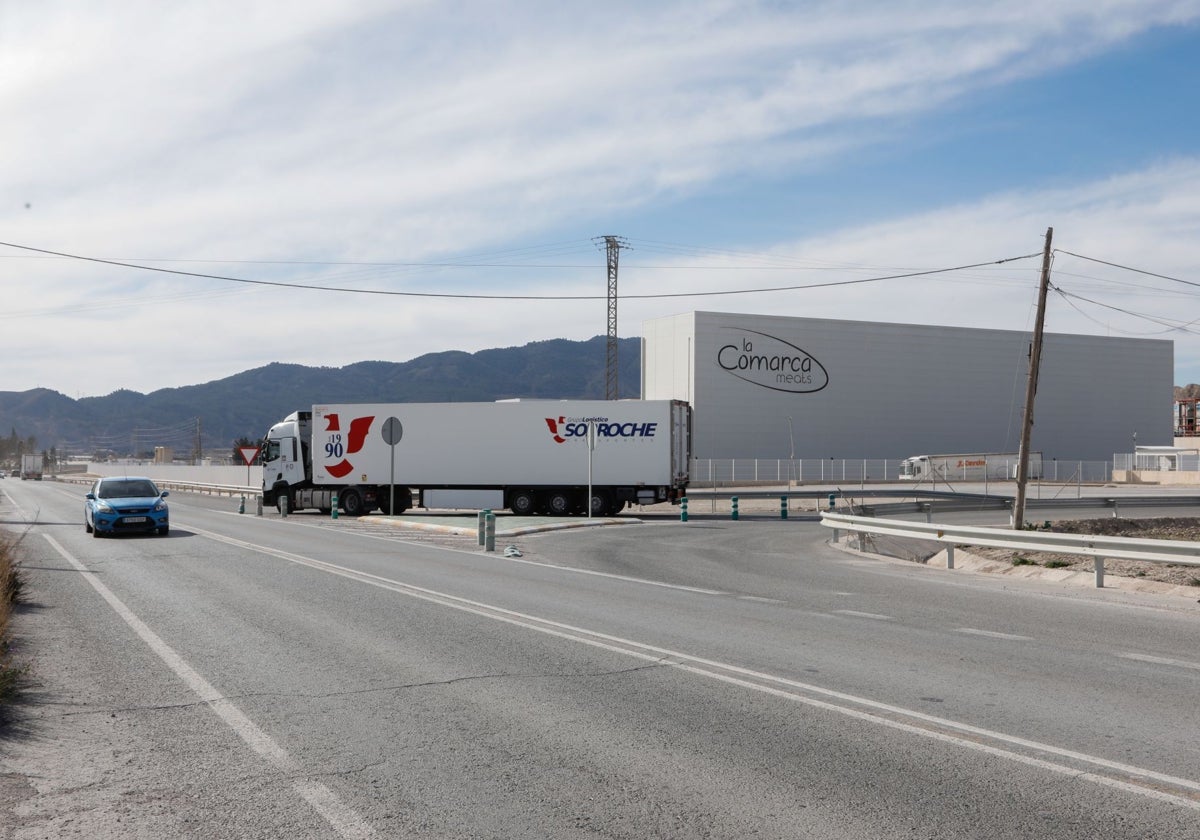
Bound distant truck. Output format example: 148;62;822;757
261;400;692;517
20;453;44;481
898;452;1041;482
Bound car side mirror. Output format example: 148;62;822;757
160;490;170;498
86;492;95;500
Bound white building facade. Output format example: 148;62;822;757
641;311;1172;462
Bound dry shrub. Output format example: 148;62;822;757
0;532;27;702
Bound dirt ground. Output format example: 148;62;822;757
969;517;1200;588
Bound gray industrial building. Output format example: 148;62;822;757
641;311;1172;462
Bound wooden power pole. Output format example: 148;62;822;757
1013;227;1054;529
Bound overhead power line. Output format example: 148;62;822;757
1052;286;1200;335
0;240;1042;301
1054;250;1200;289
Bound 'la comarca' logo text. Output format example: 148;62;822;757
717;329;829;393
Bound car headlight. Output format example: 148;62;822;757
154;500;168;512
95;501;115;513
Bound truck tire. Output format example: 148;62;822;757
509;490;536;516
382;486;411;514
589;490;614;517
546;489;575;516
341;488;365;517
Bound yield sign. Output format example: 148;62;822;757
237;445;261;466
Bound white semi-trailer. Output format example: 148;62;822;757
20;453;44;481
261;400;692;517
899;451;1041;482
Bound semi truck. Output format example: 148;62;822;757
20;453;44;481
898;451;1041;482
261;400;692;517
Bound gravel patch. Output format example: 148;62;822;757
967;517;1200;588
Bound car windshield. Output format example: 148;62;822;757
98;479;159;499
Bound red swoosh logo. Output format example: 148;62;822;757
326;459;353;478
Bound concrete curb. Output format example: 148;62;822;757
926;546;1200;599
832;535;1200;600
368;515;640;537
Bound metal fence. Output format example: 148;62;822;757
1112;452;1200;472
690;458;1113;486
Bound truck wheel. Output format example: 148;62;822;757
509;490;536;516
382;486;411;514
546;490;575;516
589;490;613;517
341;489;365;517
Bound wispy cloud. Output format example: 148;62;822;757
2;1;1198;394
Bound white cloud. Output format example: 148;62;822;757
2;1;1199;394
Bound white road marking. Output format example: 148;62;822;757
42;534;379;840
186;524;1200;810
243;511;732;596
957;628;1034;641
501;554;728;595
833;609;893;621
1119;652;1200;671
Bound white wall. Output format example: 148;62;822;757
643;311;1173;461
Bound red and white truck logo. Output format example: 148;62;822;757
323;413;376;478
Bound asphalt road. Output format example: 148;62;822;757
2;479;1199;838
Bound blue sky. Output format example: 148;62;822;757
3;1;1200;398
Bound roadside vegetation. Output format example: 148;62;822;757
991;518;1200;587
0;531;28;706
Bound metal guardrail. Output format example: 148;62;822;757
55;474;260;499
155;480;261;498
820;511;1200;588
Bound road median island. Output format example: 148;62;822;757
371;512;641;537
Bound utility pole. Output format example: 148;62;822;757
598;235;629;400
1013;227;1054;529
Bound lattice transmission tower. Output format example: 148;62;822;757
596;235;630;400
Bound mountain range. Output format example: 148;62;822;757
1;336;642;459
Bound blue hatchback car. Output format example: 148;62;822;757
85;476;170;537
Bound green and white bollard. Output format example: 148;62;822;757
478;509;490;546
731;496;739;521
780;496;788;519
680;497;689;522
332;493;339;519
828;493;836;511
238;495;245;514
485;511;496;552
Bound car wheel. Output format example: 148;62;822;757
85;518;93;534
92;524;103;538
158;526;170;536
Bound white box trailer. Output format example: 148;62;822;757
261;400;691;517
20;453;44;480
899;452;1041;482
